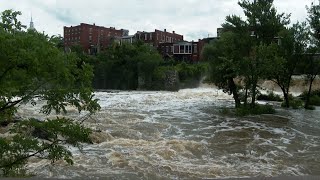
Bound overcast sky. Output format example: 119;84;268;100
0;0;316;40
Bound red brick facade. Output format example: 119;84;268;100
63;23;218;62
64;23;127;54
135;29;183;48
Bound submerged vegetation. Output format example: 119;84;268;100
219;104;276;117
235;104;276;117
257;91;283;102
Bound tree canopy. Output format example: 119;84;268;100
202;0;316;110
0;10;100;176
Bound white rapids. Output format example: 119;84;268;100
14;86;320;179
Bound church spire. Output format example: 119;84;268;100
29;13;35;30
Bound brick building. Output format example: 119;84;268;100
64;23;128;54
158;41;199;62
63;23;218;62
157;37;218;62
134;29;184;48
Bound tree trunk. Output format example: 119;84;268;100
305;77;314;109
282;88;290;108
244;86;248;106
229;78;241;108
251;81;257;108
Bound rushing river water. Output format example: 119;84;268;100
17;87;320;179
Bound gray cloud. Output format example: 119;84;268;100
0;0;314;40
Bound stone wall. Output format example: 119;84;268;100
138;70;180;91
164;70;179;91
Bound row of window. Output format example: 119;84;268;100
157;35;178;43
66;27;81;33
65;27;107;35
65;31;81;36
172;45;197;54
65;36;81;41
144;33;153;41
139;33;180;43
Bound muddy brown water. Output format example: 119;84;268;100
14;86;320;179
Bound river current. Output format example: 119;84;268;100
17;87;320;179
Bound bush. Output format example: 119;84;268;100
235;104;276;117
257;91;282;102
281;97;304;109
305;105;316;110
174;62;208;88
298;89;320;100
309;95;320;106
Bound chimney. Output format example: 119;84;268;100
164;29;166;32
93;23;95;26
173;31;175;34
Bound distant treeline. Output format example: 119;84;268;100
71;42;208;91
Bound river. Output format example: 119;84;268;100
17;87;320;179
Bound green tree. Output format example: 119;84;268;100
304;2;320;109
204;0;291;109
303;48;320;109
202;31;246;108
267;23;308;108
93;42;162;90
0;10;100;176
238;0;289;107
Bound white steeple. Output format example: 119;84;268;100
29;13;35;30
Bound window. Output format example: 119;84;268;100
193;45;198;53
145;34;147;40
173;45;179;54
89;28;92;34
89;35;92;41
180;45;184;53
150;33;152;40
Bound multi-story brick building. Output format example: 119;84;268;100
63;23;218;62
157;37;218;62
64;23;128;54
158;41;199;62
134;29;184;48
